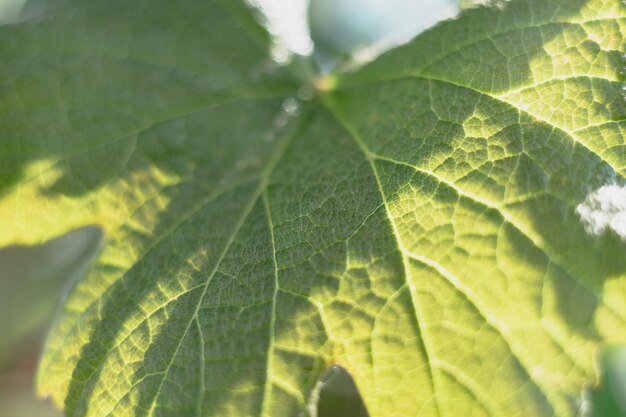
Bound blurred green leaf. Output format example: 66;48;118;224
592;346;626;417
0;227;101;366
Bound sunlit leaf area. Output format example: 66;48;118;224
0;0;625;416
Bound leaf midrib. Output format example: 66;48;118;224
336;73;622;174
343;111;445;417
319;92;584;415
321;73;626;323
83;108;315;417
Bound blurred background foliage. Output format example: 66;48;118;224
0;0;624;416
0;227;101;417
592;346;626;417
0;0;24;24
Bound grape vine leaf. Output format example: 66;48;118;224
0;0;625;416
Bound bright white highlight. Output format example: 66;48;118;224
576;185;626;240
248;0;313;55
0;0;27;24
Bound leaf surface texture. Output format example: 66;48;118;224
0;0;625;416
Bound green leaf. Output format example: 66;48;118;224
0;226;101;366
591;345;626;417
0;0;624;416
